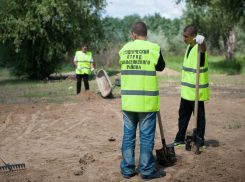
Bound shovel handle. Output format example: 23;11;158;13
194;44;201;129
157;111;165;140
0;155;9;165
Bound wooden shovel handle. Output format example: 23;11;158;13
157;111;165;140
194;44;201;129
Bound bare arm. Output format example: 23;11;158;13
73;54;78;67
201;41;207;53
73;61;78;67
90;62;93;68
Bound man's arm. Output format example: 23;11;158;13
73;55;78;67
200;41;206;67
90;62;94;68
200;41;206;53
155;50;165;71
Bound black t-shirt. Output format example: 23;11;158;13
155;50;165;71
187;46;205;67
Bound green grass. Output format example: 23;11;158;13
208;56;245;75
0;67;10;77
22;91;55;98
164;56;183;72
226;124;241;129
59;63;75;73
165;55;245;75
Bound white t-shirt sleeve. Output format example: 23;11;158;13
91;57;93;62
73;55;77;62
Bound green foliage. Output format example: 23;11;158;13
59;63;75;73
0;0;107;79
182;3;230;54
102;13;185;55
103;14;142;43
176;0;245;22
165;55;245;75
176;0;245;60
209;56;244;75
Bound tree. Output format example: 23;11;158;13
0;0;107;79
175;0;245;61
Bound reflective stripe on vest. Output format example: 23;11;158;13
181;82;209;89
121;90;159;96
119;40;160;112
183;66;208;73
75;51;92;75
181;44;209;101
121;70;156;76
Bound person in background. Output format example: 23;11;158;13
73;43;94;94
119;21;166;180
167;25;209;149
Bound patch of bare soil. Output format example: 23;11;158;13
0;73;245;182
73;90;101;100
157;68;181;76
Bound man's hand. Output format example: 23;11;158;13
91;68;94;72
193;35;205;44
77;66;81;71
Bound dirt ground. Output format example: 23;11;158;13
0;70;245;182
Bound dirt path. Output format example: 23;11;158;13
0;69;245;181
0;91;245;181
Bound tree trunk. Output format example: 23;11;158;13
223;22;235;61
211;40;223;55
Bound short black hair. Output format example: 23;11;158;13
131;22;147;37
82;43;88;47
183;25;197;36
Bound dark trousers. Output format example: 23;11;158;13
175;98;206;142
76;74;89;94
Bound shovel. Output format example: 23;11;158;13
185;44;202;155
156;111;176;166
0;155;25;171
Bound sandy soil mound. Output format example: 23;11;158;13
73;90;101;100
157;68;181;76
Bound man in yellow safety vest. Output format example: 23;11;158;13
73;43;94;94
119;22;166;180
167;25;209;148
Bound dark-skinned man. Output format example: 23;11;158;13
73;43;94;95
167;25;209;149
119;22;166;180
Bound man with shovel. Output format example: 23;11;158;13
119;22;166;180
167;25;209;149
73;43;95;95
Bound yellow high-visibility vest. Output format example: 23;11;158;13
119;40;160;112
181;44;209;101
75;51;92;74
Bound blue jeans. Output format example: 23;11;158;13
120;111;157;176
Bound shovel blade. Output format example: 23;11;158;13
195;136;202;155
186;135;193;151
156;146;176;167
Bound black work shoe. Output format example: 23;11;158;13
141;170;166;180
121;172;137;179
166;140;185;148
